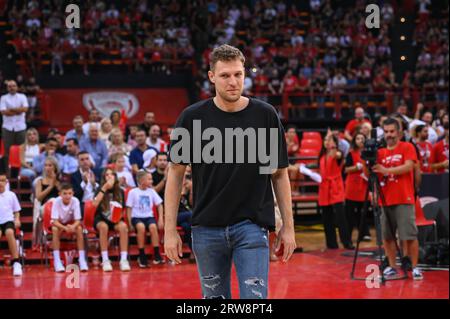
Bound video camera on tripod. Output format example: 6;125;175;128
361;129;384;167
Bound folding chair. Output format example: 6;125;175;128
8;145;33;192
302;131;322;143
83;200;121;258
41;200;79;267
416;197;438;242
300;139;322;151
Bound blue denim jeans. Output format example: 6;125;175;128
191;219;269;299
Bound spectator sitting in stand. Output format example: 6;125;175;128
70;151;100;204
19;127;44;181
130;129;150;174
65;116;87;144
32;137;64;176
146;124;167;152
79;124;108;170
82;109;102;135
344;107;371;142
61;138;80;178
112;152;136;189
99;118;113;143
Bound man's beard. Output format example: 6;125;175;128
218;90;241;103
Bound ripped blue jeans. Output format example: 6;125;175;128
191;219;269;299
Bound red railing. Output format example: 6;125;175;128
251;87;448;120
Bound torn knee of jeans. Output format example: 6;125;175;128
244;277;265;287
202;274;221;290
251;289;263;299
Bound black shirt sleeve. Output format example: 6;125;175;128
276;117;289;169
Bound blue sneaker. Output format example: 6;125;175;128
383;266;398;278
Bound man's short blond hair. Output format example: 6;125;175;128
209;44;245;71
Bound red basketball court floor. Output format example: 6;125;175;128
0;249;447;299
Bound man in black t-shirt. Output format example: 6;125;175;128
164;44;296;299
152;152;168;199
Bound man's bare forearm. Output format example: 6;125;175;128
272;168;294;229
164;163;186;232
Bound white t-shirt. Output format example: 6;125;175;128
0;92;29;131
146;138;167;152
117;170;136;187
126;187;163;219
51;196;82;224
0;190;21;224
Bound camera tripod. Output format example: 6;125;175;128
350;168;408;283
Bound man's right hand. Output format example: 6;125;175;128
164;229;183;264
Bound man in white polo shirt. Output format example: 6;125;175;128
0;80;28;167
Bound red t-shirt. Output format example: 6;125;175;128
285;133;299;157
377;142;417;206
345;119;370;137
345;150;368;202
318;155;345;206
254;74;269;93
431;139;449;173
416;141;433;173
283;75;298;92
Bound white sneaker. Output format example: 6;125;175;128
413;267;423;280
79;260;89;272
13;262;23;276
54;260;65;273
119;260;131;272
102;260;113;272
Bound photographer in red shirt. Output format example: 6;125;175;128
373;118;422;280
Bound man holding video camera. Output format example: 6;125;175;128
373;118;423;280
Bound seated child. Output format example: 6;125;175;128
51;183;88;272
0;173;23;276
126;170;164;267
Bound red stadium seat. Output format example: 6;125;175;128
302;132;322;142
299;148;320;156
300;139;322;151
83;200;97;233
83;200;122;257
297;148;320;165
415;197;438;242
8;145;21;169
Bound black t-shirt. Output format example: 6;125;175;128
169;97;288;230
152;171;165;199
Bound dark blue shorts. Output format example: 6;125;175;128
131;217;156;228
0;221;14;234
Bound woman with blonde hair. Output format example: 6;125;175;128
32;156;61;247
19;127;44;180
99;118;113;143
358;121;373;140
107;128;131;157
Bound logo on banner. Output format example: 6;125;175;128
82;92;139;118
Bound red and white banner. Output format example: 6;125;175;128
43;88;189;131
